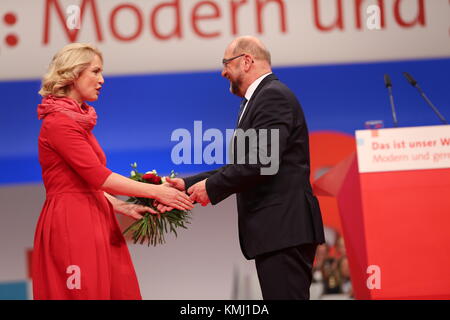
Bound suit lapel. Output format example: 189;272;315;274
238;74;278;128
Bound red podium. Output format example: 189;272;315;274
314;125;450;299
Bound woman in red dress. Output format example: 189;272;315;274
32;43;193;300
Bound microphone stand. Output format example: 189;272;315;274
403;72;448;125
384;74;399;127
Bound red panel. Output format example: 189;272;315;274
360;169;450;299
310;131;356;233
336;155;371;299
316;153;450;299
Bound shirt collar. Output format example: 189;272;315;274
244;72;272;102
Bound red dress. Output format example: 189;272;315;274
32;112;142;300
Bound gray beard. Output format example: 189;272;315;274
229;79;242;96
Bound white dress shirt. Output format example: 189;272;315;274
237;72;272;125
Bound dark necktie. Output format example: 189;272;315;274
236;98;248;127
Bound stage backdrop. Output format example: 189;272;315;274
0;0;449;299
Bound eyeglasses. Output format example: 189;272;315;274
222;53;245;66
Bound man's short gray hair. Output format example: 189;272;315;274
232;37;271;65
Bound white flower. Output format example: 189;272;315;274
130;170;136;177
161;177;167;184
145;169;158;175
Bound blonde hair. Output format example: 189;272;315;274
39;43;103;97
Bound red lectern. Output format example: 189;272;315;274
314;125;450;299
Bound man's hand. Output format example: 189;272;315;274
165;177;185;191
188;179;210;206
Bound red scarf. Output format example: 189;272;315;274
37;95;97;131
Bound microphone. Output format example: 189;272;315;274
403;72;448;124
384;74;399;127
403;72;417;87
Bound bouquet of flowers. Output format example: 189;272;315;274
123;162;191;246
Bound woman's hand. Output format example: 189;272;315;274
153;200;173;213
153;183;194;211
114;201;157;220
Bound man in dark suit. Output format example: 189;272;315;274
166;36;325;300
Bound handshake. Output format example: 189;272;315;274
154;177;210;213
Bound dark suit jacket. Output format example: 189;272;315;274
184;74;325;259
